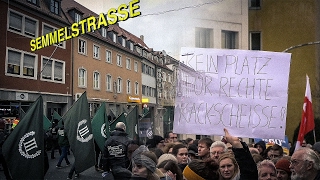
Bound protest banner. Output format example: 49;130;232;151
173;47;291;139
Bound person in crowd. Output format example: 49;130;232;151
187;144;198;161
257;160;277;180
249;147;260;155
217;153;240;180
162;142;175;154
269;144;284;160
94;140;103;172
198;137;213;161
131;150;160;180
221;128;258;180
67;164;79;179
0;119;12;180
182;159;219;180
289;147;320;180
157;158;183;180
157;153;178;165
275;158;291;180
157;153;181;180
171;144;189;171
146;135;166;150
103;122;132;180
164;131;178;144
185;138;194;147
265;146;273;159
210;141;228;162
50;120;61;159
254;140;267;158
252;153;264;164
56;125;70;168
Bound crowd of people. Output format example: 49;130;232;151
2;119;320;180
100;122;320;180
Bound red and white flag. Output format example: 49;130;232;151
295;75;315;151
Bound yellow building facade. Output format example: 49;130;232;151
249;0;320;142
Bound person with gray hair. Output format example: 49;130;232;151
210;140;228;162
289;147;320;180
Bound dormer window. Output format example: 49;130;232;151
50;0;60;15
101;27;107;37
113;33;117;43
129;42;133;51
122;38;126;47
75;12;81;23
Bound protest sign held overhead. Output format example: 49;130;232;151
173;47;291;139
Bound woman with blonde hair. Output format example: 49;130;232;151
217;153;240;180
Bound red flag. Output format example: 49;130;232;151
295;75;314;151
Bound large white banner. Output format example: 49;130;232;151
173;47;291;139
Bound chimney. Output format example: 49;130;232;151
140;35;144;42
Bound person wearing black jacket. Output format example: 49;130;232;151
222;128;258;180
103;122;132;180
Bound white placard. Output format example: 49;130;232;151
173;47;291;139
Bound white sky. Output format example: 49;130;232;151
75;0;224;59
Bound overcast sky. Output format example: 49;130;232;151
75;0;224;59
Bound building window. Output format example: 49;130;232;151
43;24;65;48
93;44;100;59
122;38;126;47
129;42;134;51
106;50;112;63
221;30;238;49
195;28;212;48
168;74;172;83
162;72;167;82
78;68;87;87
117;78;122;93
249;0;261;9
8;10;38;38
41;57;65;83
50;0;60;15
106;74;112;92
101;27;107;37
126;58;131;69
127;80;131;94
250;32;261;50
93;71;100;89
142;85;155;97
113;33;117;43
134;61;138;72
6;48;37;79
135;82;139;95
75;12;81;23
117;54;122;66
142;63;155;77
78;39;87;55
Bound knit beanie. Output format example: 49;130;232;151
157;153;178;166
275;158;291;175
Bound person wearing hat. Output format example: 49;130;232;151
146;135;165;150
187;144;198;161
275;158;291;180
